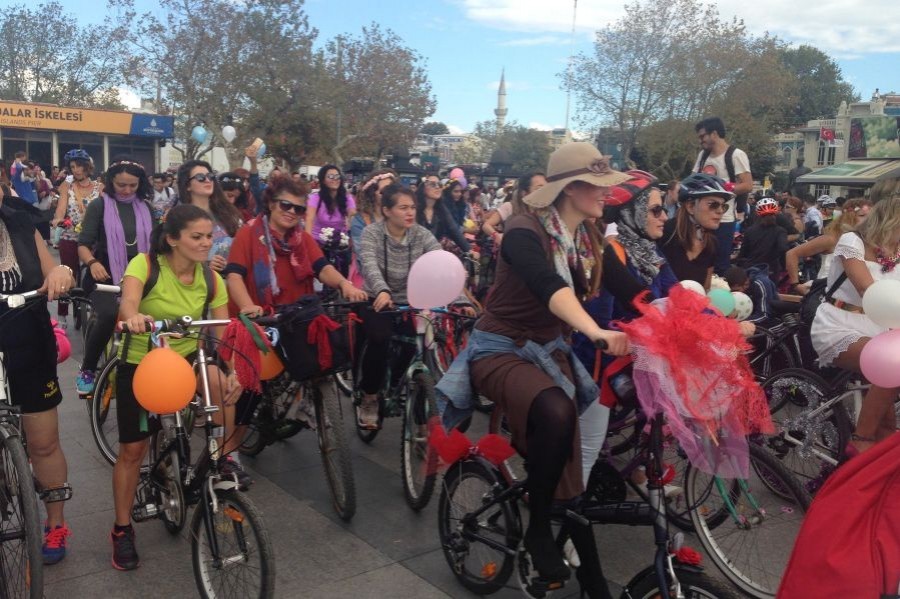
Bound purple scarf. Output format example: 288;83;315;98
103;193;152;283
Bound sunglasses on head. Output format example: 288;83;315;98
325;173;342;181
189;173;216;183
219;175;244;184
276;200;306;215
648;205;666;218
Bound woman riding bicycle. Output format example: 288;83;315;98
349;170;397;286
356;183;474;429
306;165;355;275
224;177;367;448
438;142;629;596
111;204;234;571
76;157;154;396
659;173;731;290
51;148;102;324
0;189;75;564
810;196;900;455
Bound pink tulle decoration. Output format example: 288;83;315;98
616;285;773;478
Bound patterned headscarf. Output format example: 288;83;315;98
611;188;665;286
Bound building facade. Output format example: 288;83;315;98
0;100;173;172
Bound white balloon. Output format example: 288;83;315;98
221;125;236;142
732;292;753;321
862;279;900;329
679;279;706;296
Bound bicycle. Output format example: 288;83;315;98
438;402;739;598
0;290;76;599
237;306;357;521
351;304;469;511
128;314;275;599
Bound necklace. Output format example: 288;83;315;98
875;245;900;273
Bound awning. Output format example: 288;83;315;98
796;159;900;186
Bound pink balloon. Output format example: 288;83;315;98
449;167;464;180
860;329;900;388
407;250;466;309
52;319;71;364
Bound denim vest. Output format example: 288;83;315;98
436;328;600;431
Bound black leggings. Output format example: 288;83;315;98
356;310;416;395
82;288;118;372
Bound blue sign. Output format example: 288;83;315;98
129;113;174;138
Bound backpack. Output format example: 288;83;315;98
779;432;900;598
141;253;217;319
697;146;748;215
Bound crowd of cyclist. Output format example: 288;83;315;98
2;128;900;596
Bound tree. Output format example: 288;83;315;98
321;24;436;164
0;1;135;107
467;120;551;174
778;45;860;125
421;122;450;135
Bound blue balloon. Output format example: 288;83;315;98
191;125;208;144
257;142;267;158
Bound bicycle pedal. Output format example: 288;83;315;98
39;484;73;503
132;503;159;522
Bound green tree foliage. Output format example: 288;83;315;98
421;122;450;135
0;1;134;107
468;120;551;174
777;45;860;126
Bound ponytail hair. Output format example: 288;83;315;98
150;204;212;259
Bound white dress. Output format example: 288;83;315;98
810;233;900;366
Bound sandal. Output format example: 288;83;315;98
356;398;380;430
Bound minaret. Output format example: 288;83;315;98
494;68;508;130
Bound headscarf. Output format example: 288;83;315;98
103;192;153;283
610;188;665;286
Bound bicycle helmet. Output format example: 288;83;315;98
605;169;658;208
678;173;735;202
63;148;92;166
817;194;836;208
755;197;779;216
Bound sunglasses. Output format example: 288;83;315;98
423;181;441;189
189;173;216;183
325;173;342;181
219;176;244;185
704;199;729;212
648;205;666;218
276;200;306;215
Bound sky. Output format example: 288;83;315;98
15;0;900;134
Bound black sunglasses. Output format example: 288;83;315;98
276;200;306;215
648;205;666;218
704;199;729;212
189;173;216;183
219;175;244;185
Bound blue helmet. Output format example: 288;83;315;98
678;173;734;202
63;148;92;165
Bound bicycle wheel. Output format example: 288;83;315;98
149;426;186;534
747;326;797;382
686;443;811;598
90;356;120;465
0;429;43;599
760;368;851;494
312;380;356;521
625;565;739;598
438;458;519;595
191;489;275;599
352;342;381;444
400;371;438;511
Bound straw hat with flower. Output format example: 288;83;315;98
524;142;631;209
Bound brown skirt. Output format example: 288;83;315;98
470;350;583;500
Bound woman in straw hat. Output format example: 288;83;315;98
437;142;630;595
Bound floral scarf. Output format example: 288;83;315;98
538;206;595;293
249;215;314;308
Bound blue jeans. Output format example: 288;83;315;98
714;221;736;276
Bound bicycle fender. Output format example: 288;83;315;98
213;479;240;492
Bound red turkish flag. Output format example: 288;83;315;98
820;127;835;142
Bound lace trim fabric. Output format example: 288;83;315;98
816;330;863;367
833;232;865;262
0;219;22;293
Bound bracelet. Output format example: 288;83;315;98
57;264;74;277
87;259;99;267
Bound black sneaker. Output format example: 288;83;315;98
219;456;252;491
111;526;139;571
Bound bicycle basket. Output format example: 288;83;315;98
276;295;351;382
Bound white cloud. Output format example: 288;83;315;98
447;124;465;134
459;0;900;56
117;87;141;110
528;121;559;131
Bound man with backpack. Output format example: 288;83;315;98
694;117;754;275
150;172;176;221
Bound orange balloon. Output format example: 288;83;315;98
133;348;196;414
259;348;284;381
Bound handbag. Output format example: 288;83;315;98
799;272;847;325
276;295;351;381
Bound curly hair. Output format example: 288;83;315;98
176;160;241;236
260;177;308;215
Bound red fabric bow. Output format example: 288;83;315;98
428;420;516;470
219;318;273;393
674;546;703;566
307;314;340;371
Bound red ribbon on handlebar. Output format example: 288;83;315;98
307;314;340;371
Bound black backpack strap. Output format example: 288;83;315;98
141;253;159;300
823;272;848;302
201;263;216;318
697;149;711;172
724;146;737;183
